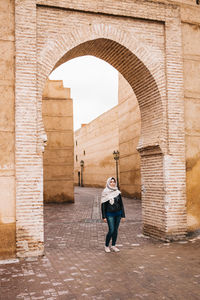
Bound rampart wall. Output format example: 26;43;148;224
118;74;141;199
74;106;119;188
0;1;15;258
42;80;74;203
74;74;142;199
182;20;200;230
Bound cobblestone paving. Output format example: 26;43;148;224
0;187;200;300
44;187;156;250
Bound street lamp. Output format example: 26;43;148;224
80;160;84;187
113;150;120;189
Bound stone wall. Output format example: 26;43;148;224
0;0;15;259
9;0;199;257
154;0;200;231
42;80;74;203
118;74;141;199
182;22;200;230
74;74;141;198
74;106;119;188
154;0;200;234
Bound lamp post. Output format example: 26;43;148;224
80;160;84;187
113;150;120;189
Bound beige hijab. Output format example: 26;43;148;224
101;177;121;205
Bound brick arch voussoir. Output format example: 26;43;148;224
38;24;160;93
37;24;164;152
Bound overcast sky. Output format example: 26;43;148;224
49;56;118;131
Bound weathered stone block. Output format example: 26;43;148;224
120;154;140;173
0;1;14;41
184;60;200;95
185;135;200;160
44;165;74;181
42;100;73;117
44;180;74;203
0;222;15;259
0;41;14;81
43;116;73;131
0;176;15;223
46;131;74;148
185;99;200;133
186;155;200;231
0;84;14;131
43;149;74;165
182;23;200;56
43;80;70;99
0;132;14;171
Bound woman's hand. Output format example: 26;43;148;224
121;218;125;222
103;218;107;223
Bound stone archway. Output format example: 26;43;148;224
15;1;187;257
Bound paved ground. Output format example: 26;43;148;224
0;187;200;300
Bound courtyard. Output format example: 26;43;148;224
0;187;200;300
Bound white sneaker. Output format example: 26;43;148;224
104;246;111;253
111;246;120;252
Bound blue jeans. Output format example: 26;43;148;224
105;215;121;247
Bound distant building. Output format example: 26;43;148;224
74;74;141;199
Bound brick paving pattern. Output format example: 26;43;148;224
0;187;200;300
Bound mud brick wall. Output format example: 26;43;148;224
0;0;15;259
42;80;74;203
74;106;119;188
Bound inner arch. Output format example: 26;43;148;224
51;38;163;148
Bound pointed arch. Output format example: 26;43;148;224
37;24;166;153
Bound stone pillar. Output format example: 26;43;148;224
139;12;187;241
164;15;187;239
139;147;167;239
15;0;44;257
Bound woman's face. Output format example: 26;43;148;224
109;179;116;188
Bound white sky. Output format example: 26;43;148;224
49;56;118;131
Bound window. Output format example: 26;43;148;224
76;155;78;162
83;150;85;155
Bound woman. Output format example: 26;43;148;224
101;177;125;253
